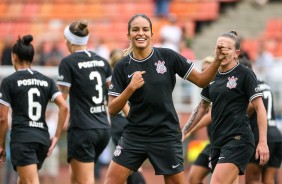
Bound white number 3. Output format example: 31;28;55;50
89;71;103;104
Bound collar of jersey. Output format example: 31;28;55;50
129;47;154;62
218;62;239;75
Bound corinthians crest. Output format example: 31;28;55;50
114;145;122;157
227;76;238;89
155;61;167;74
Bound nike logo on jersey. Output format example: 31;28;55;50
172;164;180;169
218;156;225;160
209;81;215;85
128;72;136;78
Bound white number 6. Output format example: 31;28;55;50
28;88;42;121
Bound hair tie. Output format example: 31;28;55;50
64;26;89;45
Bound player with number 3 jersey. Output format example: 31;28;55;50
57;20;112;184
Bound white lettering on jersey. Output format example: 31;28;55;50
78;60;105;69
29;121;44;128
90;105;106;113
255;83;270;92
17;79;48;87
58;75;64;81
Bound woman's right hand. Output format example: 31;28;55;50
129;71;146;91
215;45;229;61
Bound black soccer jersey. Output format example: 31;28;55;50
249;80;282;143
109;47;194;142
57;50;111;130
0;69;61;146
201;63;261;148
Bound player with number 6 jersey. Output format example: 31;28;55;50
57;20;112;184
0;34;68;184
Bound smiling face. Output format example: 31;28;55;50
127;16;153;50
215;36;240;69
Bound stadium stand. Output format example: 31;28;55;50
0;0;240;53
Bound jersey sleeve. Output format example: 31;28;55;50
200;86;211;102
104;59;112;83
170;49;195;79
244;69;262;102
49;78;61;102
57;58;72;87
108;61;126;97
0;77;11;107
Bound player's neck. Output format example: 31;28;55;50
15;62;31;71
219;60;238;73
132;46;153;60
71;45;87;53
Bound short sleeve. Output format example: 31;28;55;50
57;58;72;87
108;61;126;97
171;49;195;79
49;78;61;102
200;86;211;102
244;69;262;102
0;78;11;106
104;59;112;82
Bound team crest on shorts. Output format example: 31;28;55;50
208;156;212;169
155;61;167;74
226;76;238;89
114;145;122;157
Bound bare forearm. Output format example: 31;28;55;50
257;108;267;143
198;59;221;87
0;105;8;147
189;110;212;135
182;100;210;135
53;95;69;139
0;119;8;147
108;86;135;116
55;106;68;139
122;103;130;117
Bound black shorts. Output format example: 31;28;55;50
110;114;126;146
210;138;255;175
112;137;184;175
10;142;49;171
194;144;210;169
67;128;111;163
249;142;282;168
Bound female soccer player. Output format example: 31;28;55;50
182;31;269;184
57;20;112;184
104;14;226;184
0;34;68;184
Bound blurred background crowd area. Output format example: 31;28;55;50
1;0;282;117
0;0;282;64
1;0;282;183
